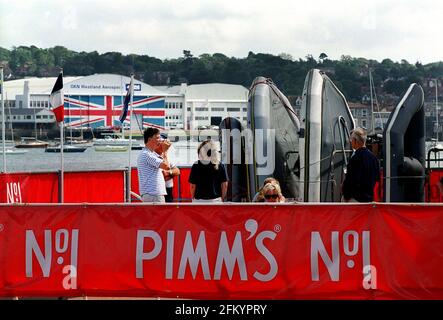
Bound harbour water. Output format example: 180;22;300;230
3;142;200;173
2;140;442;173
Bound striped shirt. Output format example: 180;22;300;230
137;147;166;196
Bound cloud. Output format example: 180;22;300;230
0;0;442;63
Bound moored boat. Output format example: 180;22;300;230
45;145;88;153
15;137;49;149
0;148;28;155
94;145;129;152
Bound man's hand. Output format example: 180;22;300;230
161;140;171;152
162;170;173;181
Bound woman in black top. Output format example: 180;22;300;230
188;140;228;202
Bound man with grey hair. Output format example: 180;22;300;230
342;127;380;202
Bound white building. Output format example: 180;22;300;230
157;83;249;130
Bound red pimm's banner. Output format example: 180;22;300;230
0;203;442;299
0;173;58;203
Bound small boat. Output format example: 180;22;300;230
66;138;90;145
45;145;87;153
93;134;143;148
93;136;131;146
131;143;144;150
94;145;129;152
15;137;49;149
0;148;28;155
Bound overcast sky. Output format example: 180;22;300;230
0;0;442;64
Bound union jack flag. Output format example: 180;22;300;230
63;95;165;130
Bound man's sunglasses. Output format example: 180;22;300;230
264;194;278;199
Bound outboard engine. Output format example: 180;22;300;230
383;83;425;202
219;117;248;202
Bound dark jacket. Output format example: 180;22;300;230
342;147;380;202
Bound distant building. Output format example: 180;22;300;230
3;75;249;132
156;83;249;130
3;74;167;131
5;108;56;128
348;102;373;132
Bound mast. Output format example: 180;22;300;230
33;103;38;139
121;75;125;139
6;92;13;142
68;92;73;143
1;66;5;172
436;79;439;141
369;68;375;134
128;74;134;202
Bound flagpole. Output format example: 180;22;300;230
128;74;134;202
121;75;124;139
60;70;64;203
60;120;64;203
1;66;6;173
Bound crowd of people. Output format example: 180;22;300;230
135;126;385;203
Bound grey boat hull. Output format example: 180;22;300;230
246;77;300;200
383;83;425;202
299;69;355;202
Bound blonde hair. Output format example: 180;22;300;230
262;177;279;187
198;139;220;169
262;182;282;197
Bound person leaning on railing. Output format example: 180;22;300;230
261;182;285;203
252;177;286;202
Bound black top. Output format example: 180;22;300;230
188;161;229;200
342;147;380;202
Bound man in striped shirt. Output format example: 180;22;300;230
137;127;171;203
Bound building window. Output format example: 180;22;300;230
195;107;208;112
36;115;41;119
243;108;247;112
19;101;23;108
187;107;191;111
362;109;367;117
361;120;367;128
195;116;208;120
26;115;32;119
227;108;240;112
212;107;224;112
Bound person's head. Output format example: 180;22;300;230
144;127;161;150
262;177;279;188
350;127;367;150
197;139;220;169
262;182;283;203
